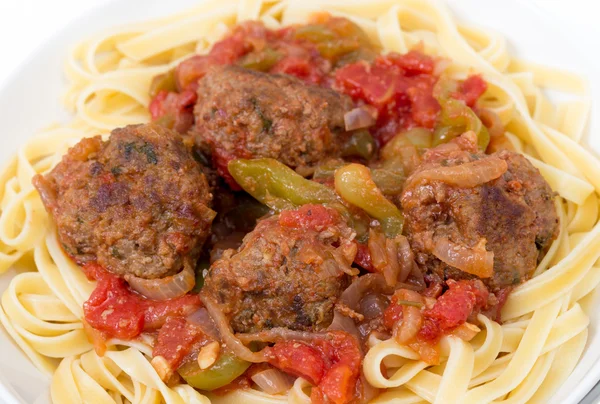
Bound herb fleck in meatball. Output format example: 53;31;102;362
193;65;353;186
202;205;357;333
33;123;215;279
401;134;559;291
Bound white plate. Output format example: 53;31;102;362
0;0;599;403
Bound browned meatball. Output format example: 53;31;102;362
400;134;559;291
33;123;215;279
202;205;357;333
193;65;353;186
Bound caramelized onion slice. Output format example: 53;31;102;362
406;155;508;189
251;369;296;395
328;273;395;344
236;328;322;344
392;289;424;345
32;174;57;212
344;106;377;131
126;263;195;300
432;237;494;278
187;307;220;340
200;295;267;363
451;322;481;342
339;273;393;310
479;108;505;138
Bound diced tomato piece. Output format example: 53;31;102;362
83;273;145;340
215;146;251;190
81;262;109;281
407;84;439;128
271;53;329;85
335;52;445;146
153;317;206;369
266;341;326;385
454;75;487;107
419;279;489;341
382;50;435;76
82;263;201;341
383;297;404;330
278;205;340;231
335;61;398;106
353;242;376;272
143;294;201;330
311;332;362;404
148;89;197;133
175;55;216;90
210;36;252;65
267;332;361;404
271;57;311;78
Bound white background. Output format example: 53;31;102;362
0;0;599;87
0;1;599;403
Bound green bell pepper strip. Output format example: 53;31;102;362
432;76;490;150
381;127;433;161
228;158;368;239
238;48;283;72
341;130;376;160
178;352;250;391
149;69;177;98
335;163;404;238
228;158;339;211
314;160;405;196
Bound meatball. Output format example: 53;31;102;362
193;65;353;186
202;205;357;333
400;133;559;291
33;123;215;279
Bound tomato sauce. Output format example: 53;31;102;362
106;14;493;402
153;317;207;370
266;331;362;404
82;263;201;346
278;204;340;231
383;279;490;364
150;18;487;156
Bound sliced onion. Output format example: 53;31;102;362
396;236;415;283
406;156;508;189
339;273;393;310
344;106;377;131
356;373;380;404
236;328;322;344
451;322;481;341
328;312;361;343
200;294;267;363
251;368;296;395
409;263;426;290
479;108;505;138
329;273;393;345
32;175;57;212
395;281;424;292
433;58;451;76
126;263;195;300
367;230;388;271
432;237;494;278
320;258;345;278
382;238;401;287
359;293;388;321
368;230;414;287
186;308;220;340
392;289;424;345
